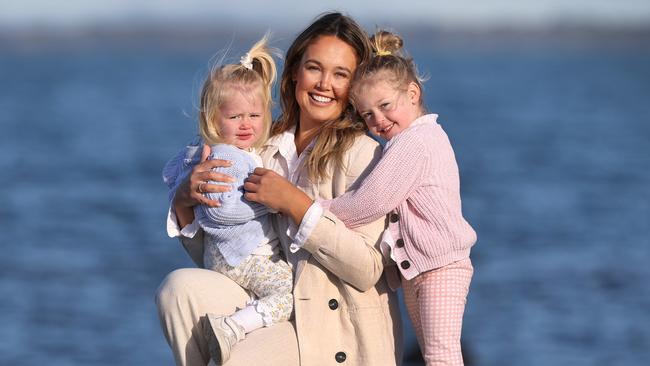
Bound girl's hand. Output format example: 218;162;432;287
244;168;313;225
172;144;235;228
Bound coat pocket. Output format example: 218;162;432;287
347;305;395;363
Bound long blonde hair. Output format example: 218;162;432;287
272;12;372;181
199;34;277;148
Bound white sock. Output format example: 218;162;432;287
230;305;264;334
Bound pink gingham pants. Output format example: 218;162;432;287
402;258;473;366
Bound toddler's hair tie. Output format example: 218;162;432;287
240;53;253;70
376;50;391;56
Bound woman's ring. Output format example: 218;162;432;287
198;182;206;193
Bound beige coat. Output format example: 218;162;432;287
181;133;403;365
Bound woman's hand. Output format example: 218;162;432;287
173;144;235;227
244;168;313;225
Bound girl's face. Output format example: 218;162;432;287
293;35;358;127
355;78;422;140
216;88;265;150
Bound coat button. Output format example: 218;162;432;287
400;260;411;270
328;299;339;310
335;351;346;363
390;213;400;223
396;238;405;248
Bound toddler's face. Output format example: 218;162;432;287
217;90;265;150
355;79;421;140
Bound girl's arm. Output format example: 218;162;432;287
328;130;428;228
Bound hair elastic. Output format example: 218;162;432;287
240;53;253;70
376;50;391;56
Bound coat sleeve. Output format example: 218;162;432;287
180;231;205;268
301;137;387;291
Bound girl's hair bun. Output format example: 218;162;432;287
371;30;403;56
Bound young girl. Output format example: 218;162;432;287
161;35;292;365
324;31;477;365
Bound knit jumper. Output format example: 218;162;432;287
162;141;269;266
328;114;477;272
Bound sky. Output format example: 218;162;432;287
1;0;650;29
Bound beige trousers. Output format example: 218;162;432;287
155;268;300;366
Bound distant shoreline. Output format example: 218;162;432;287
2;23;649;50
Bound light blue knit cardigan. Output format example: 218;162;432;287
163;140;269;266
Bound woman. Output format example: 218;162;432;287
157;12;403;365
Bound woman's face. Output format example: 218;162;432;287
293;35;358;127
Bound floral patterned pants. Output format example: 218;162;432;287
207;250;293;326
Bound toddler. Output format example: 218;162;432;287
162;35;292;365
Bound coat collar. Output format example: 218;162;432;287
263;126;295;159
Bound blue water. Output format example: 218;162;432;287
1;36;649;365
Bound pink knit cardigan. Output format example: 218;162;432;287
328;114;477;272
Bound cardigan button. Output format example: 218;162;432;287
395;238;405;248
400;260;411;270
328;299;339;310
390;213;400;223
335;351;347;363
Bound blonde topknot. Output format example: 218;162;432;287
371;30;404;57
246;33;277;92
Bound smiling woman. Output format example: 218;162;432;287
292;35;358;147
157;12;403;366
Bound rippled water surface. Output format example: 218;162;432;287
1;37;648;365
